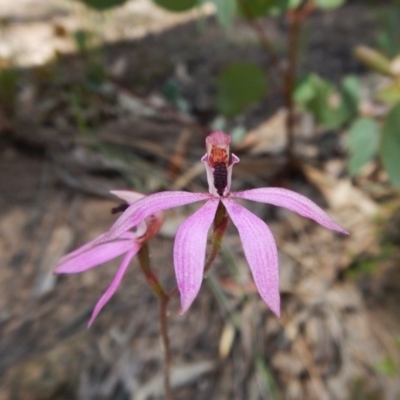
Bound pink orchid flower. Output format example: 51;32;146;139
97;131;348;317
55;191;164;327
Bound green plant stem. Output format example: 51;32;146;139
137;244;172;400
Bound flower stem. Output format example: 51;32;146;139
159;295;172;400
137;243;173;400
137;243;167;299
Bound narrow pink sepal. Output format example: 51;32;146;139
57;233;106;266
55;238;135;274
233;188;348;234
174;199;219;315
88;245;140;327
102;191;212;243
222;199;281;317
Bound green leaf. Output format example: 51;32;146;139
0;67;18;114
378;80;400;105
294;75;319;104
239;0;288;18
380;102;400;188
294;74;341;129
73;30;89;52
288;0;301;9
314;0;345;10
74;0;128;11
217;62;266;117
338;75;361;123
376;8;400;57
341;75;361;112
153;0;198;12
294;74;360;130
346;118;379;175
210;0;237;26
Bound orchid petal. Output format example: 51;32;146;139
233;188;348;234
88;245;140;327
174;199;219;314
58;232;136;266
55;238;135;274
102;191;211;242
222;199;280;316
57;233;106;265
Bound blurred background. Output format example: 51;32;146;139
1;0;400;399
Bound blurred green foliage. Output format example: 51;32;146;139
294;74;360;129
374;356;397;377
217;62;267;117
344;259;378;281
352;42;400;187
208;0;237;26
313;0;345;10
163;79;191;113
72;30;107;87
66;0;400;191
379;80;400;105
239;0;289;18
150;0;346;19
346;118;379;176
376;6;400;57
381;102;400;188
0;66;18;115
154;0;198;12
72;0;129;11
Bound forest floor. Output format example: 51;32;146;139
0;1;400;399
